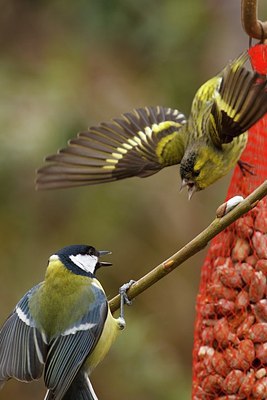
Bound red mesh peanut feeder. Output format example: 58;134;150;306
192;44;267;400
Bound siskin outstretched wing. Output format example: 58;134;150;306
207;52;267;146
0;284;48;387
36;106;187;189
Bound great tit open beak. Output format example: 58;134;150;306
98;250;112;267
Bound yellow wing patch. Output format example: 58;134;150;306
102;165;116;170
105;159;118;164
156;132;178;162
104;120;183;167
215;93;240;122
152;121;179;133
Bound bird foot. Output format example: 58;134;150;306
117;280;136;330
119;280;136;306
238;160;255;176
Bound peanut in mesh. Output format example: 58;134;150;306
194;206;267;399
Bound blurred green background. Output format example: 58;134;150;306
0;1;265;399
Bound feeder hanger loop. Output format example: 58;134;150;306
241;0;267;40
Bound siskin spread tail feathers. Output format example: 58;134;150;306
206;51;267;146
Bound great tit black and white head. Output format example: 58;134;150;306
50;244;112;277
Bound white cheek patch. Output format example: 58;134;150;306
49;254;59;262
69;254;98;274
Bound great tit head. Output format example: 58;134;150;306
51;244;112;277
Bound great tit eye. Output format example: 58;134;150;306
87;247;95;256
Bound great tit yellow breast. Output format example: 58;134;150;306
84;307;122;373
29;259;96;338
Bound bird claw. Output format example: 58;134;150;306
238;160;255;176
119;280;135;306
118;280;135;324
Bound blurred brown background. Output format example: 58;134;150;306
0;1;265;399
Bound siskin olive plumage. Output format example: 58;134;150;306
0;245;127;400
36;51;267;199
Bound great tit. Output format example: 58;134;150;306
0;244;127;400
36;51;267;199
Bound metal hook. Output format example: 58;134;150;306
241;0;267;41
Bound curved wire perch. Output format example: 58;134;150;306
109;180;267;314
241;0;267;40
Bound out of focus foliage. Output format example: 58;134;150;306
0;1;264;399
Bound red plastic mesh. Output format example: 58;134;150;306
192;44;267;400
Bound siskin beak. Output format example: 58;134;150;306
179;179;188;192
180;179;198;199
98;250;112;267
187;183;197;200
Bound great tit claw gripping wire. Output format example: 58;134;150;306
118;280;136;325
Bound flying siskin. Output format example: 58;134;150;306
36;51;267;199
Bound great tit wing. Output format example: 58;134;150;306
0;284;48;384
44;287;108;400
36;106;187;189
207;52;267;146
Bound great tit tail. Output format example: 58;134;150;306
44;372;98;400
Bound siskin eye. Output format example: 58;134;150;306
194;170;200;177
